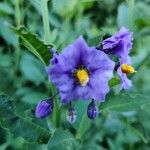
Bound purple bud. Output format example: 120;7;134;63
67;107;77;124
35;99;53;118
87;101;99;120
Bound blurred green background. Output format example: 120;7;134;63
0;0;150;149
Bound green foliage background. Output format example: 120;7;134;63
0;0;150;149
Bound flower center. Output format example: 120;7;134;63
121;64;136;74
75;69;89;86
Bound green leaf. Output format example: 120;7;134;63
0;95;51;143
47;129;76;150
0;2;14;14
109;77;120;87
21;91;47;105
75;114;90;140
101;93;150;113
13;27;53;65
121;120;147;143
135;18;150;30
88;33;105;47
0;53;12;67
52;0;77;17
20;52;46;85
74;101;91;140
0;19;17;45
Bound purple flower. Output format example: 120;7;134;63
47;36;115;104
102;27;133;58
87;101;99;120
35;99;53;118
117;56;136;90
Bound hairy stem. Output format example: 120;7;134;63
126;0;135;31
41;0;51;45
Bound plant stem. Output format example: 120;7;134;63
56;102;61;128
126;0;135;31
15;0;22;27
41;0;51;45
52;88;61;128
14;0;22;71
41;0;61;128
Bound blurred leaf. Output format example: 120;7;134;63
0;95;51;143
47;129;76;150
80;141;102;150
135;1;150;24
0;54;12;67
135;18;150;30
52;0;77;17
81;0;94;10
21;91;47;105
74;101;91;140
20;52;46;85
101;93;150;112
104;115;124;134
122;120;147;143
88;33;104;47
13;27;52;65
49;13;61;28
0;69;14;94
0;143;9;150
31;0;41;14
0;2;14;14
0;127;6;145
0;19;17;45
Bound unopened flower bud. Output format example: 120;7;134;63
35;99;53;118
87;101;99;120
67;107;77;124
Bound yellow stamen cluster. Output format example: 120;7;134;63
76;69;89;86
121;64;136;74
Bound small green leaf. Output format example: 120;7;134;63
109;77;120;87
13;27;53;65
101;93;150;113
135;18;150;30
47;129;76;150
20;52;46;85
0;95;51;143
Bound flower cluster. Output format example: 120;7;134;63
102;27;135;90
35;27;136;122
